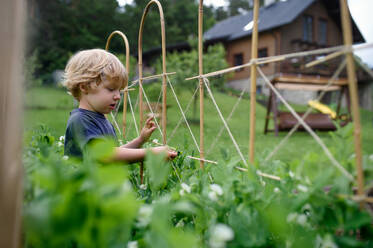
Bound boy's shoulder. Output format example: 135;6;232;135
68;108;105;123
66;108;116;138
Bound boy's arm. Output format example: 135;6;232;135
113;147;146;163
120;136;145;149
121;116;156;149
112;146;178;163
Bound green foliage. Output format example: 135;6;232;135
24;126;139;247
28;0;217;80
23;124;373;247
24;50;43;89
29;0;124;76
145;150;170;190
155;43;230;93
116;54;138;81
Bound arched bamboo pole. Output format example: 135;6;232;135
138;0;168;184
249;0;259;164
105;30;130;139
339;0;365;207
138;0;167;143
198;0;204;169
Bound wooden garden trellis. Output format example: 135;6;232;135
104;0;371;198
105;30;130;140
138;0;167;144
137;0;167;184
186;0;371;204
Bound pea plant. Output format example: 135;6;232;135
23;125;373;247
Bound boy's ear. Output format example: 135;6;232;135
79;83;89;94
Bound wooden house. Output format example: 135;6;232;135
204;0;373;134
204;0;366;104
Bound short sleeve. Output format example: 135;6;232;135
71;115;103;148
64;114;104;157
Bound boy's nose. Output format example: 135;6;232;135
114;91;120;100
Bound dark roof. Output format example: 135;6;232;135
204;0;364;43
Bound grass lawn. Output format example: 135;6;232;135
24;86;373;164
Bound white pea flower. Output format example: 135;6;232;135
121;181;132;191
57;141;63;147
137;205;153;227
296;214;307;226
316;234;338;248
127;241;138;248
210;184;223;196
139;184;147;190
152;139;159;144
208;191;218;201
369;154;373;161
274;187;280;193
297;184;308;193
59;135;65;141
289;171;295;178
209;224;234;248
286;213;298;223
175;219;185;228
181;183;191;193
62;155;69;160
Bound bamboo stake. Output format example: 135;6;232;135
338;194;373;204
198;0;204;169
354;56;373;80
0;0;24;246
305;50;345;68
138;0;168;183
130;72;176;84
249;0;260;163
185;43;373;81
120;88;135;93
105;30;130;139
235;167;281;181
340;0;365;208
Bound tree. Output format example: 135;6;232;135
226;0;251;16
119;0;216;53
28;0;123;78
155;42;229;119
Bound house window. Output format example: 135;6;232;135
303;15;313;42
234;53;244;71
258;48;268;66
318;19;327;45
258;48;268;58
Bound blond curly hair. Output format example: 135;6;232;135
62;49;128;100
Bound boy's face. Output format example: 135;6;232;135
80;80;121;114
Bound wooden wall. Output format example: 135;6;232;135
225;32;276;80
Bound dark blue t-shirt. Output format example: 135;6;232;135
64;108;117;158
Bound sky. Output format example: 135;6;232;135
117;0;373;66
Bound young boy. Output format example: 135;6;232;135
62;49;177;162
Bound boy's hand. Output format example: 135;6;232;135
151;146;178;160
140;116;157;143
